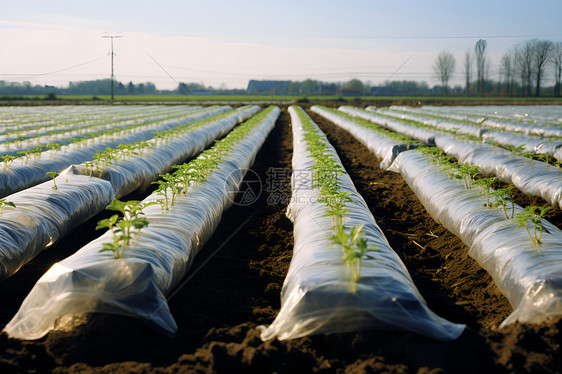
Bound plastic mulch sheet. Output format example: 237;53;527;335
434;135;562;208
0;106;231;198
3;107;279;340
0;175;115;280
338;106;440;146
311;106;414;169
0;106;259;282
259;106;464;341
377;108;488;138
62;106;261;198
390;150;562;327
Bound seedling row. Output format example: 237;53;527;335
1;104;562;349
313;104;562;328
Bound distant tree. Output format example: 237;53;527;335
116;82;125;94
475;39;487;96
552;42;562;97
500;52;515;96
177;82;191;95
515;41;535;96
127;81;135;94
533;39;554;97
287;81;299;95
144;82;157;94
433;51;456;96
341;79;364;95
463;51;472;96
300;79;321;95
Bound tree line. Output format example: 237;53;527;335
1;78;426;97
0;79;159;96
434;38;562;97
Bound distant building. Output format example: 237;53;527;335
247;80;291;95
318;83;338;95
370;86;406;96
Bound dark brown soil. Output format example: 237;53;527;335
1;106;562;373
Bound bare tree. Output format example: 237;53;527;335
485;60;491;93
463;51;472;96
475;39;487;95
500;52;514;96
552;42;562;97
433;51;456;96
533;39;554;96
515;41;534;96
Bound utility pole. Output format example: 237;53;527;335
102;34;122;101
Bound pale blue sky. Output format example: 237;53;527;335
1;0;561;89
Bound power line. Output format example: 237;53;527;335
161;64;438;78
364;33;562;40
145;50;199;101
0;56;107;80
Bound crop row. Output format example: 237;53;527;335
0;106;202;156
333;106;562;209
4;106;280;340
390;105;562;133
0;105;195;134
314;105;562;327
0;105;260;280
3;103;562;345
260;106;463;341
0;105;231;197
0;105;191;133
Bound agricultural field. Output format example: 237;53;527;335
1;103;562;373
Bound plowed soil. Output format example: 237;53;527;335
1;105;562;373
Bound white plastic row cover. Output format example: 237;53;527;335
259;106;464;341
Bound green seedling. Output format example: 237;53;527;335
484;137;497;153
0;199;16;214
515;205;552;245
331;223;378;289
323;199;350;232
522;152;535;165
96;199;158;259
46;171;59;190
1;155;16;169
84;161;95;177
48;143;61;158
472;177;497;207
117;144;139;160
152;179;172;210
16;151;32;165
134;141;151;156
157;173;183;208
536;153;551;169
442;162;480;189
31;145;46;160
69;137;81;151
508;144;526;158
490;186;515;219
418;147;448;165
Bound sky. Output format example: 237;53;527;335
1;0;561;90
